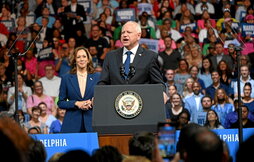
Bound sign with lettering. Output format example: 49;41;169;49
241;23;254;37
116;9;136;22
176;128;254;162
79;0;92;14
32;133;99;160
137;3;153;15
179;23;197;33
0;19;15;31
37;47;54;61
139;38;159;52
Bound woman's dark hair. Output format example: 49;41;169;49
177;109;191;121
38;102;47;108
178;59;189;72
28;126;41;134
70;47;95;74
244;82;252;90
189;65;199;74
31;106;42;114
200;57;213;74
204;110;221;128
217;60;232;76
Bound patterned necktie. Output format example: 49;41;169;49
124;51;132;77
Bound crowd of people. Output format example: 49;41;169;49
0;0;253;133
0;117;253;162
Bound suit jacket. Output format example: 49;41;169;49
210;54;233;71
185;94;204;123
57;72;100;133
98;46;164;85
63;4;87;25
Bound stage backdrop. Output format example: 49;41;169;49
32;133;99;161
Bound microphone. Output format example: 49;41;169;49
128;63;135;79
120;63;126;79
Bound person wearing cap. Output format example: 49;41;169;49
245;14;254;24
216;8;237;31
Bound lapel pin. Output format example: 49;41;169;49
139;54;142;56
90;78;93;80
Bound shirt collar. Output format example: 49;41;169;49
123;44;139;56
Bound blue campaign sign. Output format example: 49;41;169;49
241;23;254;37
179;23;197;33
137;3;153;15
79;0;92;14
116;9;136;22
176;128;254;162
32;133;99;160
139;38;159;52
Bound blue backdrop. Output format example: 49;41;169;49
176;128;254;162
32;129;254;162
32;133;99;161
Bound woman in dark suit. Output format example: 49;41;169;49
58;47;100;133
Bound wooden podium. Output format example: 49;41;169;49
98;134;133;155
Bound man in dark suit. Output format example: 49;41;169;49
40;17;53;43
98;21;164;86
210;42;233;70
63;0;86;41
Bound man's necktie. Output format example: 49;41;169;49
124;51;132;77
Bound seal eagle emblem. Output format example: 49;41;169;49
115;91;143;119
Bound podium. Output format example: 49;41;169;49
93;84;166;154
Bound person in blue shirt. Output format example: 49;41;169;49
242;82;254;114
206;70;231;100
49;108;66;133
224;100;254;129
211;88;234;127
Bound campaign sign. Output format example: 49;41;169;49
0;19;15;31
139;39;159;52
37;47;54;61
137;3;153;15
222;22;240;30
32;133;99;161
179;23;197;33
176;128;254;162
241;23;254;37
116;8;135;22
79;0;92;14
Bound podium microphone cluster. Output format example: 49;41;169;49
120;64;135;82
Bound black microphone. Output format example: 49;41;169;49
120;63;126;79
128;63;135;79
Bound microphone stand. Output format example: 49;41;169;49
7;27;43;123
236;47;243;146
224;20;244;146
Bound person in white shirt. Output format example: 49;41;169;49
39;64;61;101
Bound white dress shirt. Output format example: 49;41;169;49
122;44;139;64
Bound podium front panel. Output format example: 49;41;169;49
93;84;166;134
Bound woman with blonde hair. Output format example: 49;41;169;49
57;47;100;133
182;77;194;100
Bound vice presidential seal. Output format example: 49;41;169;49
115;91;143;119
